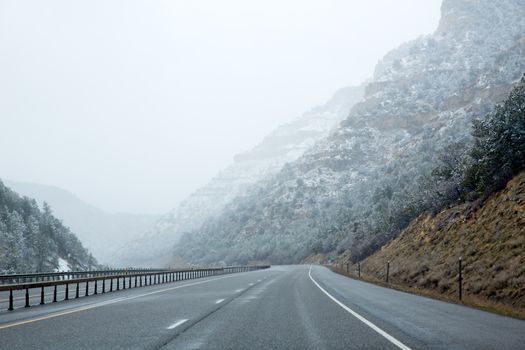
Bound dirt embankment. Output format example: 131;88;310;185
337;172;525;318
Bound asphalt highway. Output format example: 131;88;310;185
0;265;523;349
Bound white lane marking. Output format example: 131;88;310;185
249;283;254;286
0;273;245;330
167;319;188;330
215;298;225;304
308;266;412;350
235;289;244;293
257;279;261;282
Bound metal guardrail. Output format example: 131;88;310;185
0;265;270;311
0;268;170;285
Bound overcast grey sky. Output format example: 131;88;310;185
0;0;442;214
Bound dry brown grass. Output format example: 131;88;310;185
332;172;525;320
329;265;525;320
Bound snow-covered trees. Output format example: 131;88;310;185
173;0;525;266
0;182;95;273
464;76;525;194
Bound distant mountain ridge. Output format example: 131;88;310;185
117;85;365;266
174;0;525;265
5;180;158;265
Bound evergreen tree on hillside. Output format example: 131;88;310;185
0;181;95;273
464;75;525;193
430;74;525;205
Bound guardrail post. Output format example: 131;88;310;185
40;286;45;305
8;290;14;311
110;278;113;292
458;257;463;301
53;285;57;302
149;275;152;285
64;284;69;300
85;281;89;296
135;276;137;287
386;261;390;283
76;282;80;298
123;277;126;289
102;279;106;293
94;280;98;294
24;288;30;307
358;262;361;278
117;278;120;290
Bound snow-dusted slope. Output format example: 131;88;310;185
175;0;525;265
5;180;158;265
117;85;364;266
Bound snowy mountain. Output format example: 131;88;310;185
5;180;158;265
175;0;525;265
117;85;365;266
0;180;96;273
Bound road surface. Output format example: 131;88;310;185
0;265;523;349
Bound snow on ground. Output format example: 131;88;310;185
55;257;71;272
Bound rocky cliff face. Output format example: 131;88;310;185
117;85;364;266
174;0;525;265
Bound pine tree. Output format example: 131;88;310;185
464;75;525;193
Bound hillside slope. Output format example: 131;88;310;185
117;85;364;266
5;180;158;265
0;180;96;273
358;172;525;311
175;0;525;265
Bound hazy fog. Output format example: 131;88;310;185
0;0;441;214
